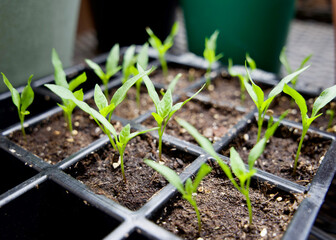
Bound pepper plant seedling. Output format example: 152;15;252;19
228;53;256;104
1;73;34;138
280;46;312;89
244;63;309;142
144;160;212;234
146;21;179;78
85;43;121;98
52;48;87;133
176;115;285;226
203;30;223;87
45;67;157;182
138;64;205;162
283;83;336;175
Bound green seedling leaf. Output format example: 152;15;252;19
106;43;121;77
94;84;108;111
145;159;211;234
147;22;179;77
230;147;247;179
144;159;185;194
312;85;336;118
69;72;87;92
283;84;307;119
52;48;69;89
2;72;34;137
85;59;105;80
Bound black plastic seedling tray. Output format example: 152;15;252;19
0;49;335;240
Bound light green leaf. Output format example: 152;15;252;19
283;84;307;120
94;84;108;111
20;74;34;113
312;85;336;118
268;66;309;98
52;48;69;89
85;59;105;80
230;147;246;179
119;124;131;143
167;73;182;93
138;64;160;107
185;178;194;196
144;159;185;195
2;72;21;109
247;138;266;169
158;89;172;118
152;112;163;125
106;43;120;77
192;164;212;192
110;66;154;107
137;43;149;69
45;84;118;139
69;72;87;92
246;53;256;71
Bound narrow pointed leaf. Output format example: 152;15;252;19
268;66;309;98
21;75;34;112
94;84;108;111
69;72;87;91
2;73;20;109
106;43;120;76
52;48;69;89
312;85;336;118
283;84;307;120
192;164;212;192
230;147;246;179
144;160;185;195
119;124;131;144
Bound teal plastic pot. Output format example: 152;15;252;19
180;0;295;74
0;0;80;93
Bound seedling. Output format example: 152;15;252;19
144;160;212;234
203;30;223;87
1;73;34;138
138;64;205;162
121;45;137;83
129;43;150;107
244;63;309;142
176;116;284;226
85;43;121;97
228;54;256;104
52;48;87;132
146;21;179;78
45;66;157;182
283;83;336;174
280;46;312;89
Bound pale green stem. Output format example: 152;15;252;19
257;110;263;143
18;111;26;139
189;197;202;235
205;66;211;87
66;112;73;133
119;148;126;183
159;55;168;78
293;127;308;175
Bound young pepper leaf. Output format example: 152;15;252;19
144;159;185;195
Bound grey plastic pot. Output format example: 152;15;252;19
0;0;81;93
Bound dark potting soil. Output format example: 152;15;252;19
221;123;331;185
142;97;247;144
270;94;336;134
154;164;302;240
8;109;112;164
67;133;196;211
195;73;267;111
150;66;206;91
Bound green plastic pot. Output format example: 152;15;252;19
0;0;80;93
180;0;295;74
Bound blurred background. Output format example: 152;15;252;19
0;0;334;93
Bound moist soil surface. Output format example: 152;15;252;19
142;96;247;144
194;73;268;111
8;109;111;164
221;123;331;185
154;164;302;239
150;66;206;91
67;134;196;211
